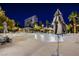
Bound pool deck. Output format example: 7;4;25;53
0;32;79;56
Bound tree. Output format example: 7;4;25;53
33;21;41;31
46;20;49;28
0;6;17;32
0;22;3;31
15;21;20;27
0;6;5;17
7;19;15;31
66;24;71;33
68;11;77;33
76;13;79;24
39;21;43;28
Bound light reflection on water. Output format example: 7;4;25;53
34;33;64;43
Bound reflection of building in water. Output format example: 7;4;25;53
52;9;66;34
24;15;38;28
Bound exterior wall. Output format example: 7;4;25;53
24;15;38;27
52;9;66;34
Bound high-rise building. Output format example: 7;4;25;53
24;15;38;27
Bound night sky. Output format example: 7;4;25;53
0;3;79;27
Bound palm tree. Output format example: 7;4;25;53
76;13;79;24
15;21;20;27
46;20;49;28
68;11;77;33
39;21;43;28
66;24;71;33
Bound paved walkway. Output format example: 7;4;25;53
0;33;79;56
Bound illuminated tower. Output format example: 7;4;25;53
52;9;66;34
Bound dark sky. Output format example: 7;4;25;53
0;3;79;27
